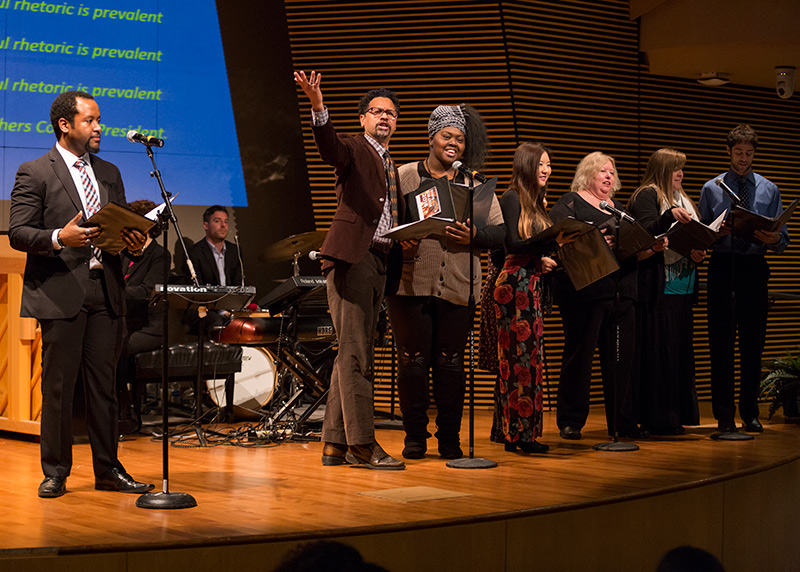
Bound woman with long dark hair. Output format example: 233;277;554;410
493;142;560;453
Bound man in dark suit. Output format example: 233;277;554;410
294;70;405;470
184;205;242;286
9;91;154;498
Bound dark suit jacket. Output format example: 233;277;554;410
122;241;169;336
185;238;242;286
311;120;406;267
9;146;126;319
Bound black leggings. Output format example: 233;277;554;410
386;295;471;444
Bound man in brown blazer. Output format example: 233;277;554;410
9;91;154;497
294;70;405;469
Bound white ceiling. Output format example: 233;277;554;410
631;0;800;92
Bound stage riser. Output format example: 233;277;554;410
4;458;797;572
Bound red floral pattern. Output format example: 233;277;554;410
493;253;545;442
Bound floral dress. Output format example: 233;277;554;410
494;253;545;442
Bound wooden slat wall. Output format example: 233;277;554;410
284;0;800;409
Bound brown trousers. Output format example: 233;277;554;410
322;250;387;445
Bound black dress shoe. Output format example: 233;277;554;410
38;476;67;498
616;427;650;440
743;418;764;432
437;442;462;460
402;440;427;459
345;442;405;470
505;441;549;454
648;426;686;436
559;426;582;440
321;442;349;466
95;468;154;493
717;421;737;433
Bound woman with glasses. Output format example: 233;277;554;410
386;104;504;460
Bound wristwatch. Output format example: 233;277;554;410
57;230;66;248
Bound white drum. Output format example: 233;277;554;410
207;347;276;410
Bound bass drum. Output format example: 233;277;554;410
207;347;276;411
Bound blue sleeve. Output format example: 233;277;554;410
766;181;790;253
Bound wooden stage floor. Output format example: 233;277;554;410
2;402;800;572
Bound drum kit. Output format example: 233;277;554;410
210;231;336;437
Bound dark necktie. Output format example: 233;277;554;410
74;158;103;261
733;175;751;252
384;151;398;227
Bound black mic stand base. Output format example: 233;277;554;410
710;430;754;441
373;419;404;430
137;489;197;510
593;439;639;452
446;457;498;469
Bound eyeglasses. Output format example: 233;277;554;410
364;107;398;119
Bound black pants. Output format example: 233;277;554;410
386;295;471;445
557;297;637;434
40;273;124;478
116;329;162;421
707;253;769;423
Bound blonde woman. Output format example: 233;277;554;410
549;152;645;440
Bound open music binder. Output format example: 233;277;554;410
594;215;657;262
382;176;498;242
81;202;156;255
615;218;658;261
657;211;725;259
727;198;799;243
534;218;619;291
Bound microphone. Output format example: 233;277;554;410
126;130;165;147
308;250;320;261
599;200;635;223
452;161;487;183
234;233;245;288
715;177;742;206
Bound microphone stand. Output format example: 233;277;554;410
594;211;638;452
136;145;198;509
711;180;754;441
448;174;497;469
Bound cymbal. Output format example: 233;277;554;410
261;230;326;262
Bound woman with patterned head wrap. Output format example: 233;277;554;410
386;104;504;460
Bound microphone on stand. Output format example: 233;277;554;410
715;177;742;206
126;130;165;147
452;161;488;183
599;200;635;223
234;233;245;288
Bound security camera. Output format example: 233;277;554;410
776;66;795;99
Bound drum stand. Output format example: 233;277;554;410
265;340;329;433
259;303;334;438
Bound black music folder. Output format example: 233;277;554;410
450;177;498;229
382;176;454;241
81;202;156;255
657;211;725;259
537;218;619;291
727;198;799;243
382;176;498;241
594;216;657;261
